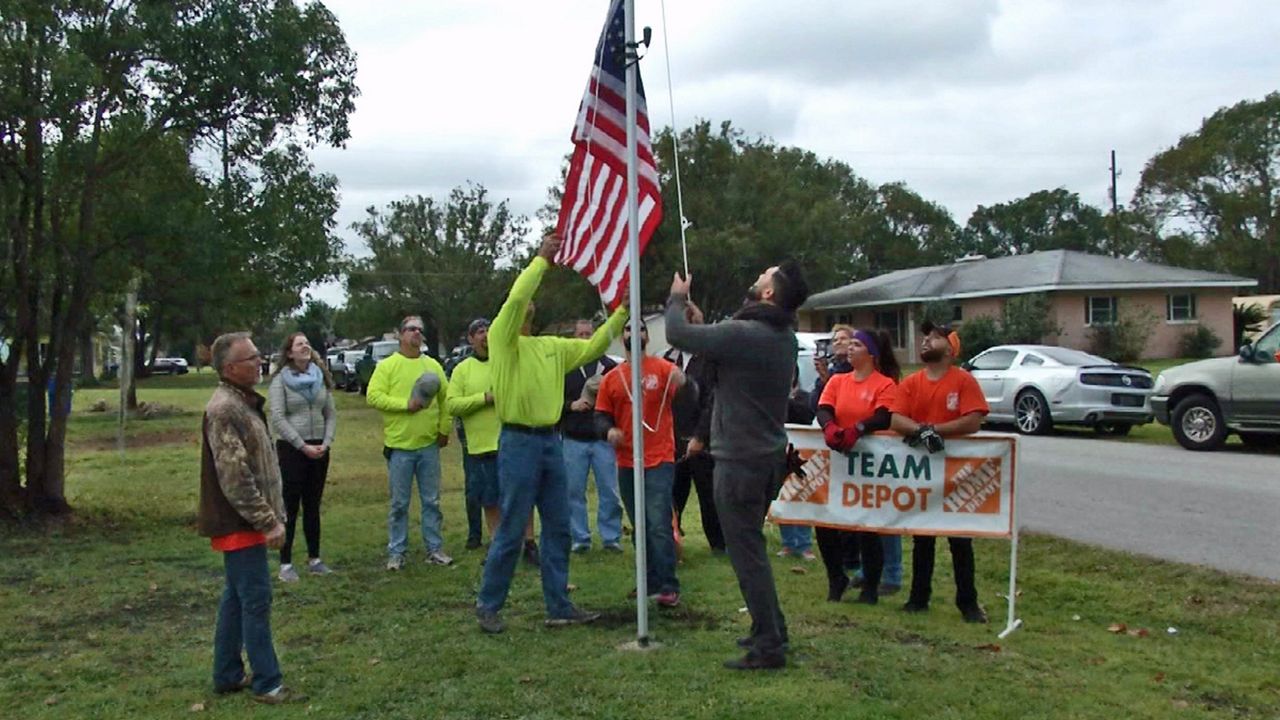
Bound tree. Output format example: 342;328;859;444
295;300;336;352
961;189;1109;257
344;184;529;354
862;182;962;275
1135;92;1280;291
0;0;357;517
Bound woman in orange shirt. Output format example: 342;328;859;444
814;328;900;604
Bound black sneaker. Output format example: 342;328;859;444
959;604;989;624
854;590;878;605
522;540;540;567
476;608;505;634
213;674;252;695
545;607;600;627
723;652;785;671
465;537;483;550
902;599;930;613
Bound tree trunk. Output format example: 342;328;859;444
79;323;95;383
0;357;22;516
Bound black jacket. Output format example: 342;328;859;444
662;348;712;447
560;355;617;441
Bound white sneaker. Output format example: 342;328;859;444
386;556;405;571
426;550;454;566
277;564;299;582
307;558;333;575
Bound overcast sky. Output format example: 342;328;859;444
305;0;1279;306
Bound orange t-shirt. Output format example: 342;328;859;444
818;371;897;428
596;355;678;468
889;366;989;424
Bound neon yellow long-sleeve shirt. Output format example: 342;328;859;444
366;351;451;450
445;355;499;454
489;256;626;427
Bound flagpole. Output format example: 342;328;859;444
623;0;650;646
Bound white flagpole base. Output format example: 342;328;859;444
997;618;1023;640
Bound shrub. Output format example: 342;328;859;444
1178;325;1221;358
957;315;1001;362
1001;293;1061;344
1088;307;1156;363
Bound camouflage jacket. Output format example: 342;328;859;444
197;381;285;537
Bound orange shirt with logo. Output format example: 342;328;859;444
889;366;989;424
818;371;897;427
596;355;678;468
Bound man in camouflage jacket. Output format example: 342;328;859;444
197;332;303;704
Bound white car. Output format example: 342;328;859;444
151;357;189;375
965;345;1153;435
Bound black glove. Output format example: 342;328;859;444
785;444;806;478
918;425;945;453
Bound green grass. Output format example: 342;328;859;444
2;373;1278;718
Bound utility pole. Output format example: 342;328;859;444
1108;149;1121;256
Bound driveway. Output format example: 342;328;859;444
1012;433;1280;581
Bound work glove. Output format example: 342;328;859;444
835;425;860;453
785;443;806;478
906;424;946;453
822;421;843;450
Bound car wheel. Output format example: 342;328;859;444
1095;422;1132;436
1170;393;1227;451
1014;390;1052;435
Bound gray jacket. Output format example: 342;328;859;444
664;294;796;462
268;367;337;449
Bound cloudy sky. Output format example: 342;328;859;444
306;0;1279;305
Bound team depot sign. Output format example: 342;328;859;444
769;427;1017;538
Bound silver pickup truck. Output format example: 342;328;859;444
1151;321;1280;450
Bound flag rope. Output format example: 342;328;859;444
658;0;690;278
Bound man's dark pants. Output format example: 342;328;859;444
674;450;724;551
713;454;788;658
214;543;282;694
909;536;977;608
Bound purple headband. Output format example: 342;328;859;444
852;330;880;358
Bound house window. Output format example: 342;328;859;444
1086;296;1117;326
874;308;904;348
823;313;852;330
952;304;963;323
1167;294;1197;322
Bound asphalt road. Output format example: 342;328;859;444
1011;433;1280;581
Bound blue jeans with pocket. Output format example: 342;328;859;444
386;444;444;558
213;543;283;695
477;427;575;618
563;436;623;547
618;462;679;594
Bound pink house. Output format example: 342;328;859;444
798;250;1256;362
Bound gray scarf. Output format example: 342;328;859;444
281;362;322;403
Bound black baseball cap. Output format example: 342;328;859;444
920;320;953;337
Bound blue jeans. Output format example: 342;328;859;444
780;524;812;552
386;444;444;558
881;535;903;585
562;436;622;547
477;428;575;618
617;463;679;594
213;544;282;695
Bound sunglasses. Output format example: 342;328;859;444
402;326;424;333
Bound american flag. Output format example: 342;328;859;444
554;0;663;309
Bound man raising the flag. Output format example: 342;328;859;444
474;232;628;634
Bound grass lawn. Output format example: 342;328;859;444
2;373;1277;718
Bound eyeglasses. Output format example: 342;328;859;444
229;352;263;364
402;326;424;334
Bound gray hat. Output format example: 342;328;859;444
412;372;441;405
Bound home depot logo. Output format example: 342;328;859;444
778;449;830;505
942;456;1002;514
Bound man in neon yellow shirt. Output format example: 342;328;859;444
367;316;453;570
474;233;627;633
